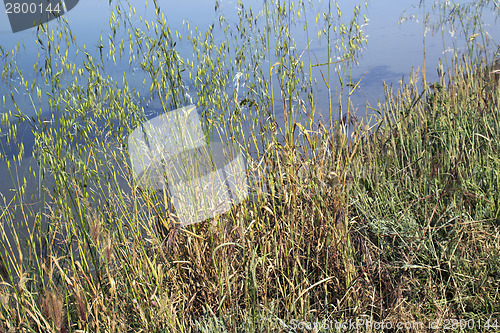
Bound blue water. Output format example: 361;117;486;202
0;0;499;196
2;1;498;116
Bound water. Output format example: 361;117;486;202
0;0;499;228
1;1;497;116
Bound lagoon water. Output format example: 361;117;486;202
0;0;499;224
2;1;499;116
2;0;498;116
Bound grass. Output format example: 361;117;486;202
0;0;499;331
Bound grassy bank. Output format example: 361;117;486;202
0;0;499;331
346;58;500;328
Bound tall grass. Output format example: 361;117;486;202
0;0;499;331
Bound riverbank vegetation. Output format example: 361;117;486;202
0;0;499;331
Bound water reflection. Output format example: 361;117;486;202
0;0;499;235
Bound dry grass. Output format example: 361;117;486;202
0;0;499;331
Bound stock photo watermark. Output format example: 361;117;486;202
283;318;500;331
3;0;79;33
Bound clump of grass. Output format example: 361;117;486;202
0;0;499;331
347;55;500;322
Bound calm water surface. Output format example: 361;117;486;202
1;1;498;115
0;0;498;204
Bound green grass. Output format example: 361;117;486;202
0;0;499;331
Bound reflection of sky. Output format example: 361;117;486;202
1;0;499;119
1;0;499;208
345;0;498;116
